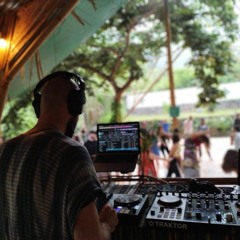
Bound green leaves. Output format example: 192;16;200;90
56;0;238;121
2;92;36;139
170;0;238;107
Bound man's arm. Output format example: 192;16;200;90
74;201;118;240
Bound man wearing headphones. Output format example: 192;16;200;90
0;71;118;240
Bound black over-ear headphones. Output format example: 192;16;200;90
32;71;86;118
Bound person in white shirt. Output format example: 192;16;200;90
230;126;240;150
183;116;194;136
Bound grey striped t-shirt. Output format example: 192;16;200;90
0;130;102;239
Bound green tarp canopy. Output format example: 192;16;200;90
8;0;127;98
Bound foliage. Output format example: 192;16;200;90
140;121;159;152
206;116;233;135
55;0;238;122
140;132;153;152
131;67;196;91
169;0;238;108
2;0;239;137
1;92;36;139
218;58;240;84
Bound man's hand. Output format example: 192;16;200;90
99;205;119;233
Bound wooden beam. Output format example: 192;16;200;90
8;0;80;79
0;0;79;122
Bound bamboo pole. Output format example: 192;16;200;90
163;0;178;128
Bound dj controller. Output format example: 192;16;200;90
101;179;240;240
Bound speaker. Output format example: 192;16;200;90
32;71;86;118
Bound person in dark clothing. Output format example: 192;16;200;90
233;113;240;130
166;133;182;177
84;130;98;158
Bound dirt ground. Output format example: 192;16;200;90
157;136;237;179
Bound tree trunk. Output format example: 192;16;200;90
111;90;123;122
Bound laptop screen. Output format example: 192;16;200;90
97;122;140;154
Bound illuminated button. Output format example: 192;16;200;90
115;206;122;213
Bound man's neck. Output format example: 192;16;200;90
26;120;64;135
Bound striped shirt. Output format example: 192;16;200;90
0;130;102;239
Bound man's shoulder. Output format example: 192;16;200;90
29;131;86;152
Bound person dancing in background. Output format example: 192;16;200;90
157;125;170;158
183;131;210;178
139;126;162;177
230;126;240;151
197;118;212;160
166;132;182;178
183;116;194;136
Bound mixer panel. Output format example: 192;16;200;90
102;181;240;239
146;191;240;232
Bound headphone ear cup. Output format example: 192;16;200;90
32;93;41;118
67;89;85;116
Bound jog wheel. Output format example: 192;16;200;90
157;195;182;207
114;194;141;207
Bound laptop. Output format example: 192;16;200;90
93;122;141;173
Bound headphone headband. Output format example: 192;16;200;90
32;71;86;118
33;71;85;95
